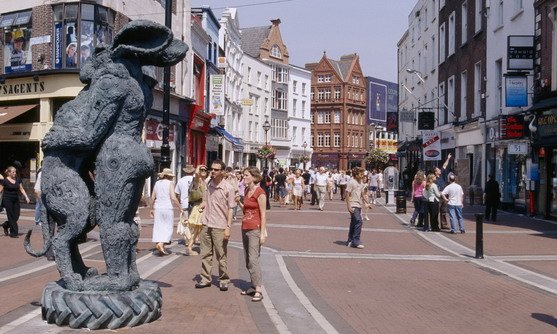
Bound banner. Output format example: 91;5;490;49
505;76;528;107
4;27;32;73
209;75;224;116
54;22;63;69
421;131;441;161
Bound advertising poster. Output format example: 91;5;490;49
367;77;398;124
4;27;32;73
505;76;528;107
54;22;63;69
210;75;224;116
421;131;441;161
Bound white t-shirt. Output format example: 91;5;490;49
34;171;42;193
175;175;193;209
442;182;464;206
369;173;379;187
315;172;329;186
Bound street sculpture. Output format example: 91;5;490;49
23;20;188;330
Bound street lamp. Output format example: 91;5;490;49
262;120;271;169
302;141;307;170
406;68;425;84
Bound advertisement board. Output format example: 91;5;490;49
4;27;32;73
505;76;528;107
209;75;224;116
421;131;441;161
367;77;397;124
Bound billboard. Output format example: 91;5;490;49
4;27;32;73
209;75;224;115
367;77;397;124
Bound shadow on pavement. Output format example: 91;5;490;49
531;313;557;328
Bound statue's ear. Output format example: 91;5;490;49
111;20;187;67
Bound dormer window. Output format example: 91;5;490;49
270;45;282;59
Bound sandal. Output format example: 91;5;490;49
251;291;263;302
241;288;256;296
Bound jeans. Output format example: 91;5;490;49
447;205;465;232
348;207;363;246
34;198;42;225
411;197;425;223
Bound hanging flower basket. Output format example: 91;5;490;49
300;156;310;163
365;148;389;168
257;145;276;159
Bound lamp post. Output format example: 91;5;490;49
263;120;271;169
302;141;307;171
160;0;173;170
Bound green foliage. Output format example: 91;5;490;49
365;148;389;169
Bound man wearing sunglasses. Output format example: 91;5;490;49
195;159;237;291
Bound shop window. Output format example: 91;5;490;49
2;10;33;73
52;3;115;70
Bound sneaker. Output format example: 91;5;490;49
365;216;370;221
219;282;229;291
450;230;456;234
347;241;352;247
353;244;365;249
460;230;466;234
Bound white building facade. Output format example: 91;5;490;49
288;65;313;169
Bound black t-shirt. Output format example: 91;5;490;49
1;178;21;200
302;172;310;185
275;173;286;187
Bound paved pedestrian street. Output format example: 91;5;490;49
0;195;556;334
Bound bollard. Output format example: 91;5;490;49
475;213;484;259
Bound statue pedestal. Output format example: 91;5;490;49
41;279;161;330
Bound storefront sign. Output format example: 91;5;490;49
507;35;534;70
0;81;45;96
209;75;224;116
537;109;557;137
500;115;525;139
418;112;435;130
422;131;441;161
508;142;527;155
505;76;528;107
145;119;175;142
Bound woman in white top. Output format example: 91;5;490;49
423;173;441;232
150;168;180;255
291;169;304;210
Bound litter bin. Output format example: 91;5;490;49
395;190;406;214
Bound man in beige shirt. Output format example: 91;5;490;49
195;159;237;291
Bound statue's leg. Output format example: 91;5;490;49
94;135;153;290
42;162;92;291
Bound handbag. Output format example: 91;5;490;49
188;180;203;203
177;210;192;241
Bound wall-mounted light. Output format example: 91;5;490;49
33;74;40;82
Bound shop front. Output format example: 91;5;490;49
312;153;339;170
0;73;83;199
187;106;211;167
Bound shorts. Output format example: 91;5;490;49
278;186;286;198
369;186;378;192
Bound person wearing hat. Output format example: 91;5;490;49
10;29;26;67
175;164;195;251
150;168;180;255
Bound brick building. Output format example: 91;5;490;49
306;53;367;171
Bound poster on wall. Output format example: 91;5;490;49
367;77;398;125
421;131;441;161
54;22;63;69
209;75;224;116
4;27;32;73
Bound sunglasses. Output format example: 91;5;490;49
211;168;222;171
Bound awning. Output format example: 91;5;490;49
211;126;244;151
0;104;37;125
527;96;557;112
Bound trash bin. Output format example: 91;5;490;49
395;190;406;214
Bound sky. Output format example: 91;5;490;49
191;0;417;82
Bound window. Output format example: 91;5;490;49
438;82;446;125
334;111;341;123
461;2;468;45
317;133;324;147
292;80;297;93
324;111;331;124
247;67;252;83
497;0;504;27
439;23;446;62
431;35;436;72
318;89;325;100
302;83;306;94
317;75;324;83
460;71;467;119
302;101;306;118
448;76;455;123
2;10;33;73
317;112;323;124
271;119;288;140
495;59;502;111
325;75;332;82
272;65;289;83
334;88;341;99
273;90;287;110
292;126;297;142
264;75;269;89
475;0;482;33
514;0;523;14
311;113;315;124
51;3;115;70
293;99;298;117
474;62;481;117
257;71;261;87
324;88;331;100
448;11;455;55
440;0;445;10
334;133;340;147
270;44;281;59
324;133;331;147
